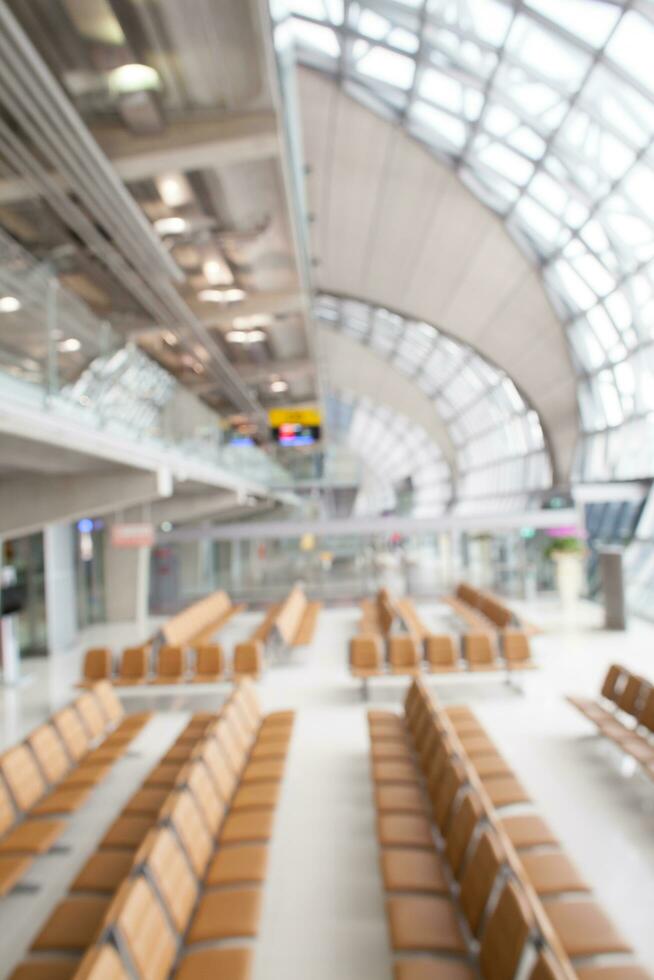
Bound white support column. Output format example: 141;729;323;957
43;522;78;655
104;543;150;638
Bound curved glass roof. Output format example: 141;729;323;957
326;389;452;515
317;294;551;512
282;0;654;483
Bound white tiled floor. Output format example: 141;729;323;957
2;598;654;976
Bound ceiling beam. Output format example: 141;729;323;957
0;111;280;205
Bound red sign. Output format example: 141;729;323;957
110;523;155;549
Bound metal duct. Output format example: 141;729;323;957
0;1;263;418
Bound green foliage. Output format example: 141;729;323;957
545;536;584;559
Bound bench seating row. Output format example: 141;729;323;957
568;663;654;777
81;641;264;687
368;679;649;978
10;679;294;980
350;629;535;682
0;682;150;901
234;584;322;677
159;589;244;649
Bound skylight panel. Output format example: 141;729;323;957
388;28;419;53
506;15;592;92
571;251;616;297
358;9;390;40
419;67;463;110
514;196;563;246
410;101;467;149
292;18;340;57
525;0;621;49
549;261;598;312
606;10;654;94
291;0;343;24
473;140;535;186
459;0;514;46
356;46;416;89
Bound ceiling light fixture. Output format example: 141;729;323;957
270;379;288;393
203;256;234;287
198;288;246;304
226;329;267;344
58;338;81;353
154;216;187;236
0;295;20;313
232;314;274;329
108;63;161;95
156;173;192;208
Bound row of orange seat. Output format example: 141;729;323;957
233;584;322;677
80;642;261;688
369;679;650;979
10;679;294;980
568;663;654;777
445;581;534;633
0;682;150;900
350;629;535;684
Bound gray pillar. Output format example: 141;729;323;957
104;544;150;635
44;522;78;654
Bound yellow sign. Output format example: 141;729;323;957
268;406;321;428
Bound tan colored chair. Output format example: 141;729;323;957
193;643;225;682
115;646;149;685
234;641;264;680
152;645;186;684
388;635;421;676
0;744;90;816
502;629;535;670
463;632;500;671
79;648;113;687
350;635;383;677
73;945;129;980
424;634;460;673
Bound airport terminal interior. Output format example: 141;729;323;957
1;1;654;978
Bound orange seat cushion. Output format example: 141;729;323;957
206;845;269;886
187;888;262;943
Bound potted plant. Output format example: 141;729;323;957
545;532;586;610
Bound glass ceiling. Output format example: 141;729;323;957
326;389;452;515
317;294;551;512
280;0;654;483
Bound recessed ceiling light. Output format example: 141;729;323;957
58;338;81;353
108;63;160;95
226;329;266;344
163;331;178;346
156;173;192;208
203;256;233;287
270;379;288;393
154;216;187;236
0;296;20;313
198;288;246;303
160;521;173;532
233;314;273;329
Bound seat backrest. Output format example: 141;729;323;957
459;829;505;936
197;738;237;801
157;645;185;678
0;779;17;837
445;789;484;879
425;634;458;666
478;880;534;980
275;584;308;646
0;744;47;811
195;643;224;676
160;790;212;878
52;705;90;762
28;724;71;784
234;641;263;677
433;756;467;832
236;677;262;723
388;635;420;667
502;630;532;665
617;673;645;718
74;944;130;980
350;635;382;669
223;704;252;755
601;663;627;704
119;647;149;680
211;718;246;774
83;648;113;682
638;685;654;733
426;736;454;801
92;682;125;727
53;705;90;762
184;760;225;835
76;692;109;741
105;877;177;980
528;950;567;980
135;827;198;933
464;632;497;666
